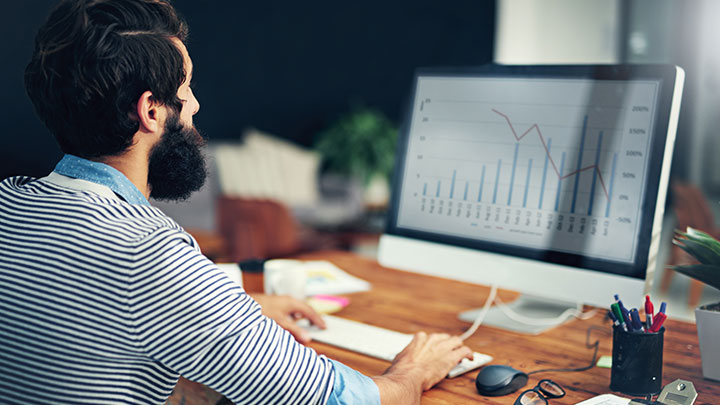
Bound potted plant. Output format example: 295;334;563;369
314;106;398;208
672;227;720;381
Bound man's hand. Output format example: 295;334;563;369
250;294;325;344
372;332;473;404
251;294;471;404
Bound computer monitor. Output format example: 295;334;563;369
378;65;684;334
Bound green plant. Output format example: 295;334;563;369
672;227;720;291
314;107;398;184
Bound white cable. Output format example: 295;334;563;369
460;284;498;341
494;295;599;326
577;307;600;320
460;286;599;339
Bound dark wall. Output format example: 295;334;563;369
0;0;496;179
0;1;61;179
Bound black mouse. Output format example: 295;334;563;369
475;365;529;396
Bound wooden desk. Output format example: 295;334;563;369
172;250;720;404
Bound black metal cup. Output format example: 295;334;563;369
610;326;664;396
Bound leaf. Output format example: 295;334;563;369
685;228;720;247
686;227;714;240
670;264;720;291
674;228;720;260
672;238;720;266
684;228;718;244
675;227;720;258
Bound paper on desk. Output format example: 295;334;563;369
302;260;371;296
574;393;630;405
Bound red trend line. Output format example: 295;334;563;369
491;108;610;200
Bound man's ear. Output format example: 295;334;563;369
134;90;163;134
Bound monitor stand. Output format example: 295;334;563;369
458;294;578;335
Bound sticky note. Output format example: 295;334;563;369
313;295;350;307
597;355;612;368
307;295;349;314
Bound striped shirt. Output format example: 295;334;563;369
0;156;379;404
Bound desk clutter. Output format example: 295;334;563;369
220;251;716;404
608;294;667;397
262;259;370;299
580;294;699;404
458;292;703;404
217;259;368;312
576;379;698;405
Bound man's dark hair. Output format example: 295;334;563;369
25;0;189;158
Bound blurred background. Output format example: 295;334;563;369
2;0;720;316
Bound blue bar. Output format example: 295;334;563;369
571;115;588;214
423;182;427;196
554;152;566;212
588;131;604;216
523;159;533;208
464;181;469;201
539;138;551;209
436;180;441;198
450;170;457;199
507;143;520;205
478;165;486;202
493;159;501;204
606;152;618;218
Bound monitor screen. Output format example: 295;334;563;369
382;65;683;303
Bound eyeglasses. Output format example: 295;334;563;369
514;379;566;405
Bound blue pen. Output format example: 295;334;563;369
621;306;634;331
618;299;629;314
660;302;667;314
630;308;644;332
608;309;620;328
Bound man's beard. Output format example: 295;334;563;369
147;111;208;201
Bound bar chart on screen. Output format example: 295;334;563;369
397;76;659;262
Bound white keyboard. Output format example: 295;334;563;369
300;315;492;378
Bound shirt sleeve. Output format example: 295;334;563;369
326;360;381;405
127;228;336;404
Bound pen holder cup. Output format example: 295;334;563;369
610;326;664;396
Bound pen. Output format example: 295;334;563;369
630;308;644;332
617;298;628;313
620;305;634;331
608;309;620;328
617;299;631;324
659;302;667;314
649;312;667;333
611;303;628;331
644;295;654;331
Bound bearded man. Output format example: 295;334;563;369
0;1;471;403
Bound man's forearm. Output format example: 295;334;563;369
372;371;423;405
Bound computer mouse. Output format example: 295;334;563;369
475;365;529;396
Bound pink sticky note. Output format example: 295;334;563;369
313;294;349;307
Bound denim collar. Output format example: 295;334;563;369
53;154;150;206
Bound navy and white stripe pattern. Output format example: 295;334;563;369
0;175;335;404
